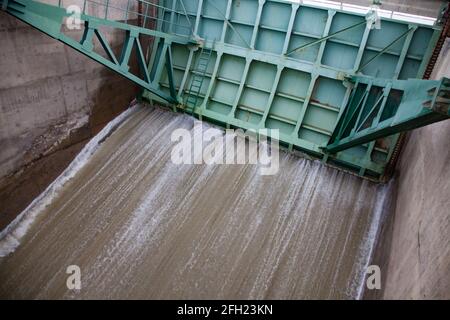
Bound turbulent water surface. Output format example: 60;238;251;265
0;105;389;299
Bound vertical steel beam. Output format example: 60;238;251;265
169;0;177;33
393;25;417;79
230;58;252;117
353;20;372;72
292;74;319;141
194;0;204;36
250;0;266;49
316;10;336;65
220;0;233;42
151;40;170;86
119;30;138;72
282;3;299;55
260;65;284;127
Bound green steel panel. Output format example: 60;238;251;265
145;0;447;180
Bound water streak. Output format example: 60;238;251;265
0;105;389;299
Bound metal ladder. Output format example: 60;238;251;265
185;46;213;114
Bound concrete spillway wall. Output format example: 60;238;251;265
368;39;450;299
0;12;139;229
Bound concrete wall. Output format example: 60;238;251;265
368;39;450;300
0;11;139;229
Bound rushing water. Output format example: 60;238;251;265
0;105;390;299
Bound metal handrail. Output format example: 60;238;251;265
51;0;194;36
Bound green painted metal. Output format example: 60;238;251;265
2;0;450;180
185;45;213;114
286;19;367;56
145;0;448;180
1;0;195;103
326;76;450;153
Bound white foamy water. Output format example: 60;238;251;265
0;105;390;299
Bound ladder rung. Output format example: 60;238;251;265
192;70;207;75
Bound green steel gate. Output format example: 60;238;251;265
1;0;449;181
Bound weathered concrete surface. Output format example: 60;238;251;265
382;122;450;299
0;11;139;228
0;12;138;177
367;39;450;300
